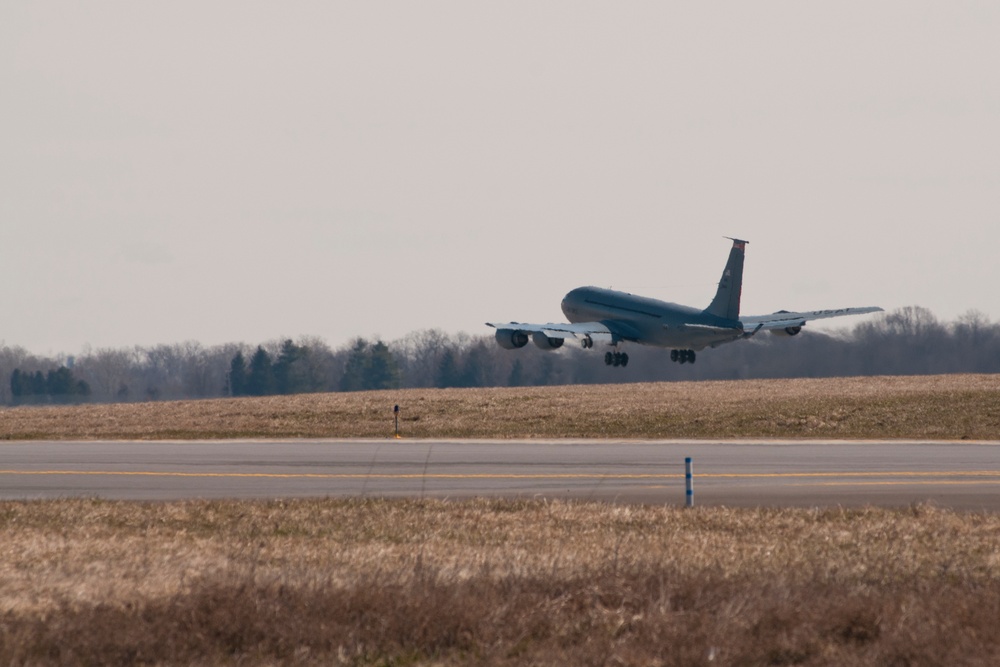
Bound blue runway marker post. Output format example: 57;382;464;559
685;457;694;507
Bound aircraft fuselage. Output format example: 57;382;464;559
560;286;744;350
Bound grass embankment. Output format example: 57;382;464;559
2;498;1000;665
2;374;1000;440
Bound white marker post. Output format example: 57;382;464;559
685;457;694;508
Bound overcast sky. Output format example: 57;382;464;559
3;2;998;355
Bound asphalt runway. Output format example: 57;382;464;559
2;439;1000;509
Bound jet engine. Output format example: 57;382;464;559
532;331;564;350
770;326;802;336
495;329;529;350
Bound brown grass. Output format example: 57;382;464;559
2;498;1000;665
2;374;1000;441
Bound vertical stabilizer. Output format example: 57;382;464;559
704;238;747;320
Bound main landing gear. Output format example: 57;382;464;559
588;336;628;368
670;349;696;364
605;351;629;367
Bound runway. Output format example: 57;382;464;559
2;439;1000;509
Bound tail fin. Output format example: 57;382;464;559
703;238;747;320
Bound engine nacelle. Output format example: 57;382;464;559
532;331;564;350
495;329;529;350
770;326;802;337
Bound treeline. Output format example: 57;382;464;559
3;307;1000;406
9;367;91;405
225;339;402;396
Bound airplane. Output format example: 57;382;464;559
487;238;883;368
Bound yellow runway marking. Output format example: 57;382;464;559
0;470;672;480
700;471;1000;479
3;470;1000;481
802;480;1000;487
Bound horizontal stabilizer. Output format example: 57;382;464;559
669;322;745;346
674;323;744;335
741;306;883;330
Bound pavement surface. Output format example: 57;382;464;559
2;439;1000;509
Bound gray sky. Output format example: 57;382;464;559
3;2;998;355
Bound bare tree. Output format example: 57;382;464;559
294;336;339;393
75;348;141;402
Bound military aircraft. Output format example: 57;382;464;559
487;238;882;367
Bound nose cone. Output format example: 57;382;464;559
561;288;583;319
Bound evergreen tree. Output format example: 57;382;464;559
46;367;74;397
75;378;92;398
227;351;248;397
367;341;401;390
339;339;369;392
30;371;46;396
435;348;462;388
459;342;489;387
246;346;274;396
9;366;89;405
273;339;310;394
10;369;25;401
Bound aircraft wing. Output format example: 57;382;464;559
486;321;626;344
741;307;884;331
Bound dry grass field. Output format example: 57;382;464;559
2;374;1000;441
2;498;1000;666
4;375;1000;664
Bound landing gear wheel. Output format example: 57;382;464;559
671;349;697;364
605;350;629;368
